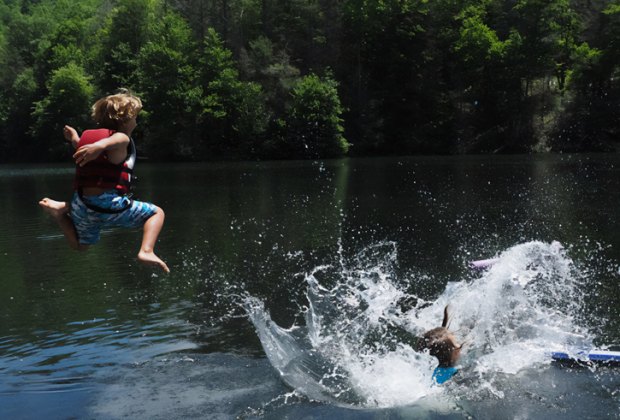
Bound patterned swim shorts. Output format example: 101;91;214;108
70;191;158;245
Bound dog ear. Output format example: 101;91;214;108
442;305;449;328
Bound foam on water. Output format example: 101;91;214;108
244;240;594;408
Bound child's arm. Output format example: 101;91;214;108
63;125;80;149
73;132;130;166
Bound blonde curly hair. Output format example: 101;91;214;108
91;90;142;130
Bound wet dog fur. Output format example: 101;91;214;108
417;305;462;367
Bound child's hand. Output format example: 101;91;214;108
73;143;104;166
63;125;80;148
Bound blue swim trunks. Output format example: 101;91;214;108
70;191;158;245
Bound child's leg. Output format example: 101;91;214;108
39;198;88;251
137;206;169;273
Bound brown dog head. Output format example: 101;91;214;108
417;305;462;367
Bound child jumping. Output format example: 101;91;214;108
39;91;169;273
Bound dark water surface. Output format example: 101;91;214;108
1;155;619;419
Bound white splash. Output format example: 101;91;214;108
244;241;593;408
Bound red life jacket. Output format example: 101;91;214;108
74;129;136;195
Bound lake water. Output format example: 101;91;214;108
1;155;619;419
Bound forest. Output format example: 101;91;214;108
0;0;618;162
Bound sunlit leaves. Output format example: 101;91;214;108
454;10;503;64
31;63;95;159
286;74;349;158
198;28;269;157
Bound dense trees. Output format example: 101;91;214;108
552;1;620;151
0;0;617;162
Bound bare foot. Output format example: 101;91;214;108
137;250;170;273
39;198;70;219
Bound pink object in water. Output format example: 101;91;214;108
469;257;500;269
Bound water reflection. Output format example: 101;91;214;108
0;156;619;418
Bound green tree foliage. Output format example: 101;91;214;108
444;0;590;151
134;9;201;158
0;0;617;162
0;66;37;161
0;20;9;127
198;28;268;158
552;1;620;151
31;63;95;160
451;5;522;150
283;73;348;158
239;35;300;116
96;0;158;92
341;0;439;154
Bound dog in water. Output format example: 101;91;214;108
417;305;462;371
